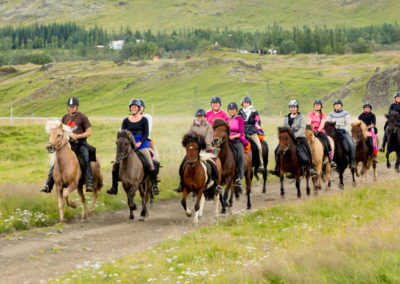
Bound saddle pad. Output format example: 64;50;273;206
258;135;264;143
244;143;251;153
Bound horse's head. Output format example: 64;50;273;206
325;121;337;138
385;111;399;134
45;120;71;153
182;134;206;167
351;120;367;144
116;130;136;162
305;125;314;144
278;126;292;154
212;119;229;149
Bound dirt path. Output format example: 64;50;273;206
0;164;393;284
0;69;38;85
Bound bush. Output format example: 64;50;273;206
323;45;333;55
350;39;372;53
28;53;53;65
279;40;298;55
9;52;30;65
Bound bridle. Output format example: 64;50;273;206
186;144;200;167
116;136;134;163
47;132;69;153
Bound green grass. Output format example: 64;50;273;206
49;179;400;283
1;0;400;31
2;49;400;118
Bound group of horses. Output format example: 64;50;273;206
45;111;400;225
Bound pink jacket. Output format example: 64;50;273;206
307;111;327;133
206;110;229;126
228;116;249;146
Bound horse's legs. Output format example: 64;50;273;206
262;168;267;193
198;192;205;218
123;183;134;220
214;193;220;218
56;186;64;223
395;152;400;172
296;177;301;199
245;170;252;210
325;164;331;190
139;180;151;221
339;170;344;190
193;191;204;226
221;178;232;214
64;185;77;209
280;174;285;198
305;173;310;196
351;168;357;187
372;160;377;181
228;182;234;207
181;189;192;217
88;188;98;216
77;186;87;221
386;151;391;169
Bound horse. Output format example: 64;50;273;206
277;127;310;198
248;138;269;193
384;111;400;171
115;130;152;221
325;121;356;189
181;134;221;226
305;125;333;192
351;120;377;182
45;121;103;223
212;119;253;213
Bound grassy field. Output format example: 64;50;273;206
0;0;400;31
49;178;400;283
2;49;400;118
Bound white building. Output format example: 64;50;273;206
109;40;124;50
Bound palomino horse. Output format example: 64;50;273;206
325;121;356;189
115;130;152;221
45;121;103;223
181;134;221;226
384;111;400;171
305;125;334;192
248;138;269;193
277;127;310;198
212;119;253;213
351;120;377;182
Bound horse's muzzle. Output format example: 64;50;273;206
212;138;221;147
46;144;55;153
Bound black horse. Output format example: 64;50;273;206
325;122;356;189
248;138;269;193
384;111;400;171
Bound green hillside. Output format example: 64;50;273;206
0;0;399;31
1;48;400;117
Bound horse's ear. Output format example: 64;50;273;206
385;114;389;119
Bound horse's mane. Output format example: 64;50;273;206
351;120;370;139
45;120;73;137
324;121;336;129
182;133;207;150
117;129;137;150
278;126;290;134
388;110;399;117
306;124;313;131
212;118;230;135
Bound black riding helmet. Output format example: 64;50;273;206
363;102;372;109
241;96;252;106
333;99;343;106
210;96;222;105
394;91;400;98
67;97;79;107
139;99;145;108
129;99;142;110
227;102;238;110
313;99;323;107
195;108;206;117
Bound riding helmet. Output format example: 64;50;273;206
333;99;343;106
363;102;372;109
210;96;222;104
129;99;142;109
139;99;145;107
394;91;400;98
227;102;238;110
313;99;323;106
195;108;206;117
67;97;79;107
241;96;252;106
288;100;299;108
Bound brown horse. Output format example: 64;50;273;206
277;127;310;198
351;120;377;182
45;121;103;223
212;119;253;213
305;125;333;192
115;130;152;221
181;134;221;225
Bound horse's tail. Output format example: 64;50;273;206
203;187;215;201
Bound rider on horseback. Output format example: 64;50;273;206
307;99;337;168
380;92;400;152
227;102;249;188
238;96;265;173
173;108;223;194
273;100;318;177
327;99;357;170
40;97;95;193
107;99;159;195
206;96;229;125
358;102;379;163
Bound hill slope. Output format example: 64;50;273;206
1;48;400;117
0;0;399;31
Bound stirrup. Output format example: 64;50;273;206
152;184;160;195
173;185;183;193
106;187;117;195
309;168;318;177
40;185;51;193
257;166;265;173
86;183;94;192
379;147;385;153
234;179;243;186
330;161;337;168
215;185;224;194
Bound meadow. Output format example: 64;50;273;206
49;178;400;283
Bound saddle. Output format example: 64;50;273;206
136;150;160;177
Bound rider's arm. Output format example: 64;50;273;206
295;116;306;138
344;112;351;131
306;112;312;125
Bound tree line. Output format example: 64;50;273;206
0;22;400;63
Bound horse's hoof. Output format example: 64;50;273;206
262;190;266;194
138;216;145;222
387;164;391;169
340;185;344;190
247;205;251;210
352;182;357;187
128;219;134;224
81;217;88;223
281;195;285;200
185;212;192;217
88;211;93;217
221;209;226;214
227;203;233;208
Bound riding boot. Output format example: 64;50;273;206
106;163;119;195
150;170;160;195
40;166;54;193
85;163;95;192
380;128;388;152
173;158;186;193
271;146;281;176
367;136;374;157
328;151;337;168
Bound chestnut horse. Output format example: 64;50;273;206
277;127;310;198
384;111;400;171
45;121;103;223
212;119;253;213
351;120;377;182
115;130;152;221
181;134;221;225
305;125;333;192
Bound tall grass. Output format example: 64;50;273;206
50;179;400;283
